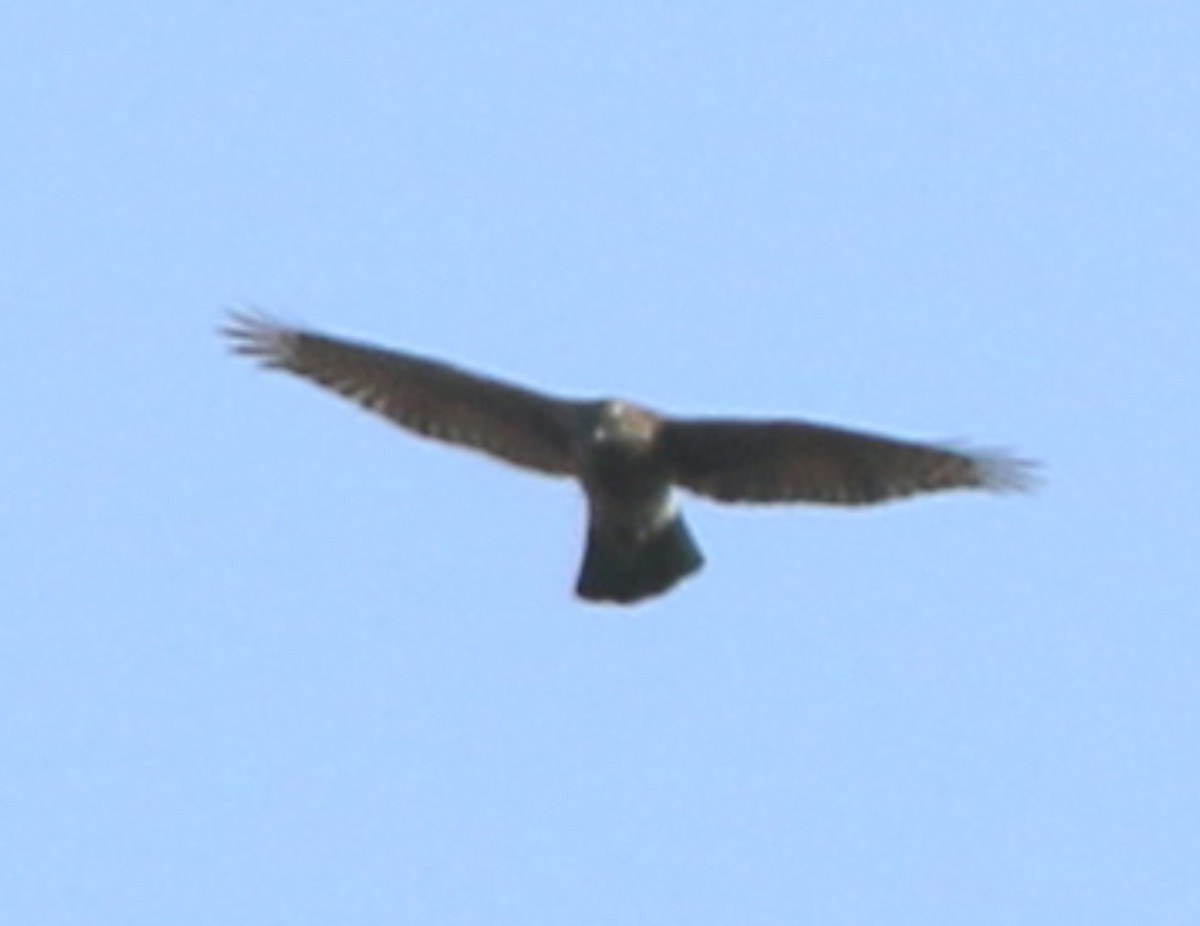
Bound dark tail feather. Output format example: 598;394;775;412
575;515;704;604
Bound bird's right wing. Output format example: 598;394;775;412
224;312;582;476
659;417;1035;505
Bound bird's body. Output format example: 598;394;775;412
225;313;1033;604
571;401;704;602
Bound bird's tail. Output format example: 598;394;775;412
575;515;704;604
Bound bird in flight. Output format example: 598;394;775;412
224;313;1034;604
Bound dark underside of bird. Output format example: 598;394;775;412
575;514;704;604
223;312;1036;606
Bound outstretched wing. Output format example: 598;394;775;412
659;417;1034;505
224;312;581;476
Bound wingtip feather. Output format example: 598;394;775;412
973;450;1041;493
220;309;300;367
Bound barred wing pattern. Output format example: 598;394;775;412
660;418;1032;505
224;313;581;476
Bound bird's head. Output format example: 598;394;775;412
590;400;659;448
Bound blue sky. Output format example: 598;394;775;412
4;2;1198;923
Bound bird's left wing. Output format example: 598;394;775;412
659;417;1034;505
224;313;582;476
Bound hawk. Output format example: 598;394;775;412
224;313;1033;604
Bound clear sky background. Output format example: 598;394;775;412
4;3;1198;923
